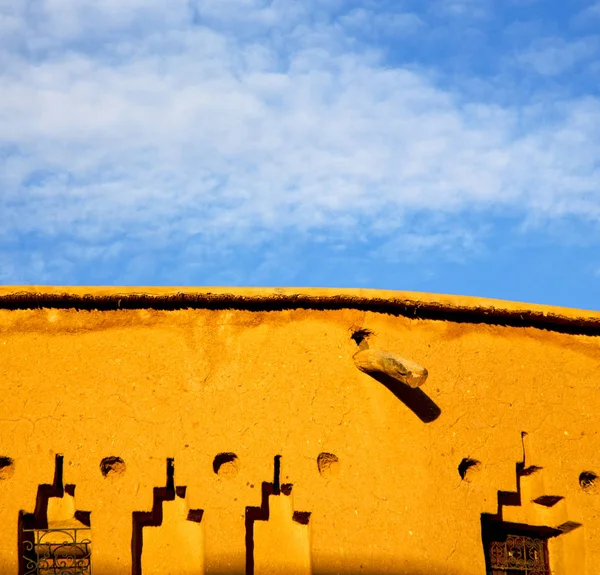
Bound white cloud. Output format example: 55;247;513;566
1;0;600;277
517;36;599;76
340;8;424;37
572;2;600;27
430;0;492;18
373;227;485;264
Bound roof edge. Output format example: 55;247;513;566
0;286;598;336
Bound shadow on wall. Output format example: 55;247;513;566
230;569;461;575
3;569;462;575
367;371;441;423
312;564;462;575
132;458;204;575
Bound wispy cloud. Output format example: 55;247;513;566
340;8;424;37
516;36;599;76
1;0;600;291
430;0;492;18
572;1;600;27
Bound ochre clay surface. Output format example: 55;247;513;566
0;287;599;575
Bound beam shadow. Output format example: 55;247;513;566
368;372;441;423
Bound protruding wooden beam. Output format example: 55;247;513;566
353;349;428;388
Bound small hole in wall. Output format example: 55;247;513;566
0;457;14;480
213;453;239;478
350;328;372;346
100;456;126;478
579;471;598;491
317;452;340;478
458;458;481;481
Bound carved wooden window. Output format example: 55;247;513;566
486;532;550;575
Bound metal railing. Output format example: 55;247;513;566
488;534;549;574
22;527;92;575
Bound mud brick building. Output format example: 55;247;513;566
0;286;599;575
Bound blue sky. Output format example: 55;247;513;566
1;0;600;310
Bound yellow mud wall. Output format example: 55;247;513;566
0;288;599;575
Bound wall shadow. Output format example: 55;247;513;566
19;454;91;575
480;434;581;574
8;566;463;575
245;480;297;575
245;455;306;575
27;454;65;529
244;481;272;575
368;372;441;423
311;560;462;575
131;458;203;575
131;458;176;575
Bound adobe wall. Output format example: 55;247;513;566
0;287;599;575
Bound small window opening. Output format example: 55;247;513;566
20;455;92;575
482;520;555;575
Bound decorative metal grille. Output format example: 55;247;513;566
488;534;549;574
22;528;92;575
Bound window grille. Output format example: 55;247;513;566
22;527;92;575
487;533;549;575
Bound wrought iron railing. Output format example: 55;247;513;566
488;534;549;574
22;527;92;575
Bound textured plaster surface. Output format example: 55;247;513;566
0;287;598;574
